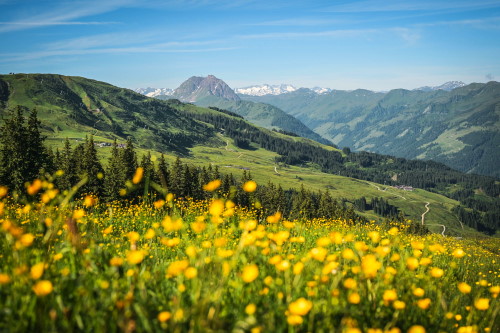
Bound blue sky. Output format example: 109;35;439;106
0;0;499;91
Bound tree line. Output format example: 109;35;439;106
0;107;368;224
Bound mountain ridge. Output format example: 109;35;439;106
240;81;500;178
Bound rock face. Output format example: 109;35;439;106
172;75;240;102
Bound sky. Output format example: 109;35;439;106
0;0;499;91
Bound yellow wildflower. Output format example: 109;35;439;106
458;282;471;294
348;292;361;304
158;311;171;322
0;273;11;284
245;303;256;315
203;179;221;192
126;250;145;265
242;180;257;192
407;326;426;333
33;280;53;296
30;262;45;280
474;298;489;310
361;254;381;279
242;264;259;283
132;167;144;184
288;298;313;316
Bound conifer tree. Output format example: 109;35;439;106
140;152;154;196
168;157;184;196
80;135;104;195
105;139;125;200
0;107;51;192
156;154;169;191
121;137;138;182
26;108;51;175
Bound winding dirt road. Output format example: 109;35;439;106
421;202;430;225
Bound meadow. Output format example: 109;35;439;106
0;175;498;333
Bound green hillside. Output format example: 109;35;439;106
0;73;213;154
1;73;498;237
240;83;500;178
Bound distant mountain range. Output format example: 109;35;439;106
147;75;331;145
138;81;465;98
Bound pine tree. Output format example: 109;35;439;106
140;152;154;197
57;138;76;190
0;107;51;192
26;108;51;175
168;157;184;196
104;139;125;200
156;154;169;191
121;137;138;182
80;135;104;195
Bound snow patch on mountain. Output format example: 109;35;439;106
236;84;333;96
235;84;297;96
414;81;466;92
134;87;173;97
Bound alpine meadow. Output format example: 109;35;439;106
0;1;499;333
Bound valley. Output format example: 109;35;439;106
1;74;498;238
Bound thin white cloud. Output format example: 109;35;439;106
392;28;421;44
323;0;500;13
0;0;136;33
240;29;377;39
417;16;500;29
0;41;237;63
247;18;344;27
0;21;118;26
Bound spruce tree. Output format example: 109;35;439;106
26;108;51;175
105;139;125;200
121;137;138;182
57;138;76;190
0;107;51;192
156;154;169;191
168;157;184;196
139;152;154;197
80;135;104;195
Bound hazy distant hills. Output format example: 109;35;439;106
239;82;500;178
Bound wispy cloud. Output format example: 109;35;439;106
323;0;500;13
0;0;136;33
392;28;421;44
247;18;344;27
0;29;236;63
417;16;500;29
240;29;377;39
0;46;238;63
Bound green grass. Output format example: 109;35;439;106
0;190;498;332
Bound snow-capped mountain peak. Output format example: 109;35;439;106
414;81;466;92
235;84;297;96
311;87;332;94
134;87;173;97
235;84;332;96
